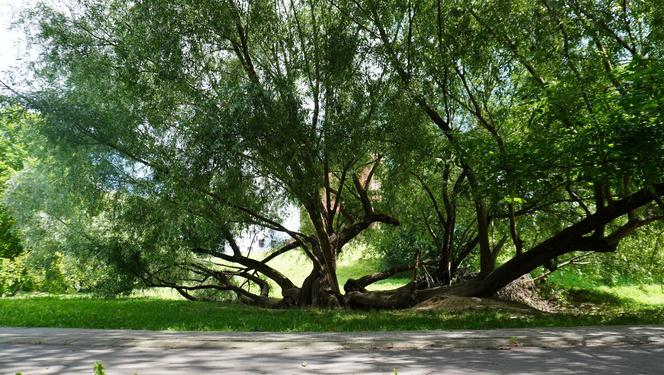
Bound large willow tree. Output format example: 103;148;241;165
15;0;400;307
8;0;664;308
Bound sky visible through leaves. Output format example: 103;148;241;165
0;1;25;73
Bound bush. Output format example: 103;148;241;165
0;251;98;296
0;255;34;296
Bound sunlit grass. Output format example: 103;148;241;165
6;243;662;332
596;284;664;306
1;296;663;332
547;269;664;307
4;255;664;332
130;287;186;300
262;242;409;296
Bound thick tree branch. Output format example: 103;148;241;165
192;247;297;292
344;263;417;293
471;182;664;296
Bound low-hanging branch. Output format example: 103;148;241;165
191;247;297;293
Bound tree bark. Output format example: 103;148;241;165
475;200;494;277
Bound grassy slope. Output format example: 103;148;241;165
547;270;664;306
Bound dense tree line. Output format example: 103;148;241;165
1;0;663;307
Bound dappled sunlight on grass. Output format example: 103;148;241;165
547;269;664;307
130;287;185;300
1;296;663;332
597;284;664;306
367;278;410;291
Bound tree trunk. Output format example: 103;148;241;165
299;266;342;307
476;200;494;277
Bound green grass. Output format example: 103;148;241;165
595;284;664;305
3;269;663;332
261;244;410;297
4;245;663;332
1;296;663;332
547;269;664;307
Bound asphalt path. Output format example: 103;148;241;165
2;344;663;374
1;326;663;374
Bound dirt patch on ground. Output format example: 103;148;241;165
412;295;538;314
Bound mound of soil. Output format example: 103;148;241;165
413;268;556;313
412;295;538;314
496;274;555;312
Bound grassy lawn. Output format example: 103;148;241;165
1;296;663;332
2;246;662;332
546;270;664;306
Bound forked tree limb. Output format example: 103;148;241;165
344;263;417;293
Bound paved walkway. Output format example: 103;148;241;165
0;326;663;374
1;325;663;350
3;343;664;374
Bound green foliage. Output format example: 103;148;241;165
594;225;664;284
369;225;435;268
546;224;664;286
0;106;31;259
0;207;22;259
7;0;402;301
4;156;136;294
0;255;33;296
0;251;92;296
93;362;106;375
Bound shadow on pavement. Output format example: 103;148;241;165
1;343;663;374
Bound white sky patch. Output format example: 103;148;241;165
0;0;66;89
0;0;32;78
282;203;300;232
